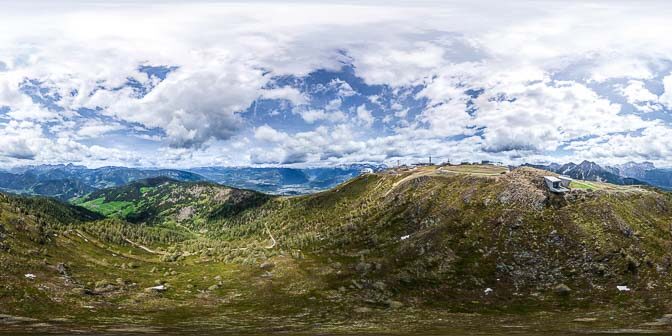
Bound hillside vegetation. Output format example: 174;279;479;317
72;177;270;227
2;165;672;334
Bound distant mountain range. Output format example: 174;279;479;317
0;163;385;200
526;160;672;189
0;164;206;200
5;160;672;201
525;161;644;186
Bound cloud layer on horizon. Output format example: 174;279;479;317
3;1;672;168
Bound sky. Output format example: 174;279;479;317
2;1;672;168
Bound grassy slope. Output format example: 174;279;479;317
0;193;359;333
204;167;672;309
65;167;672;301
73;177;271;228
3;166;672;333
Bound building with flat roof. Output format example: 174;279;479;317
544;176;570;193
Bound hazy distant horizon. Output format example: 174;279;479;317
1;159;666;172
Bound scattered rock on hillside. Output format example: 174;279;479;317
0;314;38;324
94;284;118;294
145;285;167;293
372;281;386;291
177;206;195;221
56;263;68;276
499;168;549;210
652;314;672;326
384;299;403;309
354;307;372;313
355;262;372;274
260;261;275;271
71;287;94;296
554;284;572;296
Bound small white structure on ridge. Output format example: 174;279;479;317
544;176;570;193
